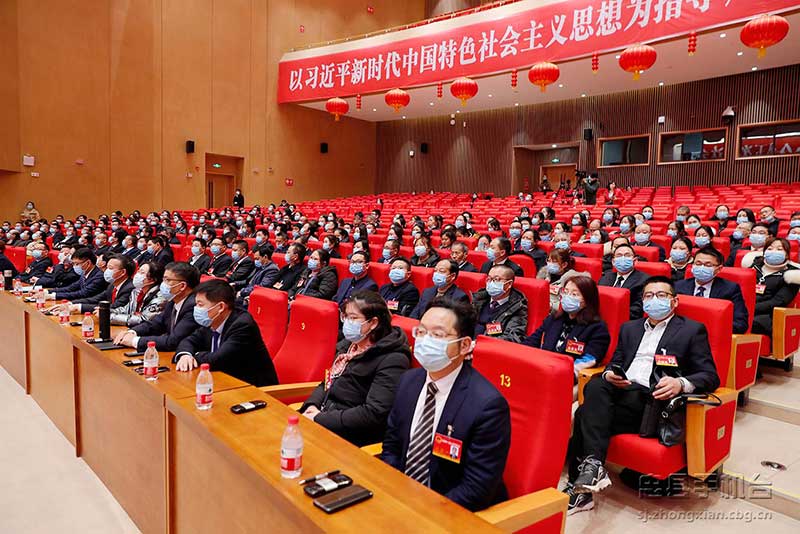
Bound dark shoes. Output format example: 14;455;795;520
574;456;612;494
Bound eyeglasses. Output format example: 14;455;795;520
412;326;459;340
642;292;674;299
486;277;511;283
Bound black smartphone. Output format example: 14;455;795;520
123;351;145;357
313;485;372;514
134;366;170;375
303;474;353;498
86;338;112;344
230;400;267;414
123;359;144;367
69;321;82;327
608;364;628;380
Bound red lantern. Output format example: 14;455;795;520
591;52;599;74
450;77;478;106
618;44;657;80
385;88;410;113
436;81;443;99
511;69;518;90
740;14;789;58
325;97;349;121
355;94;362;111
528;62;560;92
688;31;697;55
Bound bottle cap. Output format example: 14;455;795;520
84;312;91;316
147;341;156;347
200;363;210;370
61;300;67;304
288;415;300;425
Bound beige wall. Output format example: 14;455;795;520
0;0;425;220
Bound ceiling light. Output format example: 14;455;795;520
658;81;664;86
751;66;758;71
719;33;726;38
514;102;519;106
615;54;621;59
558;84;564;88
488;94;494;98
551;144;557;148
737;51;744;56
456;110;460;113
581;93;586;98
372;108;376;112
429;102;434;106
402;115;406;119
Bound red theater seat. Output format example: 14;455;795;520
456;271;487;297
409;266;434;294
514;277;550;335
329;258;351;281
635;261;671;278
368;262;390;287
633;246;659;262
571;243;603;259
248;287;288;357
573;257;602;281
390;315;419;367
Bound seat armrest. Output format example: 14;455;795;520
771;307;800;360
259;382;318;402
577;367;605;405
728;334;762;390
360;443;383;456
686;387;737;480
476;488;567;533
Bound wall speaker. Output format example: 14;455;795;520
320;142;328;154
420;142;429;154
583;128;593;141
185;140;195;153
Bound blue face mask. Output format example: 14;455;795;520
692;265;716;283
231;251;241;261
554;241;569;250
352;232;360;240
349;262;365;276
572;218;581;226
210;245;221;255
670;249;688;263
389;268;407;284
602;214;613;223
486;248;496;261
307;258;319;271
342;318;367;343
414;245;427;257
486;280;506;297
103;269;116;283
322;242;331;251
540;235;551;242
254;260;263;268
432;272;448;288
643;297;673;320
159;281;176;301
619;223;631;233
382;248;392;260
765;250;787;266
749;234;766;247
695;236;711;248
613;256;634;273
73;264;85;276
413;335;461;372
716;211;729;220
147;245;156;255
687;222;700;230
193;303;219;328
284;252;292;263
732;230;744;240
509;228;521;239
792;220;800;228
589;235;601;244
676;215;686;222
32;250;43;259
546;262;560;275
191;246;201;256
643;212;653;220
520;239;533;251
561;294;582;313
634;233;650;245
255;235;264;244
667;229;677;238
789;234;800;241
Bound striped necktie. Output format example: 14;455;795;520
405;382;439;485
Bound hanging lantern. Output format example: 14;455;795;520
385;88;410;113
591;52;599;74
740;14;789;58
450;77;478;106
436;81;443;99
355;94;362;111
511;69;518;90
528;62;560;92
688;31;697;55
618;44;657;80
325;97;349;121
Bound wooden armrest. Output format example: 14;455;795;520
686;387;737;480
577;367;605;405
728;334;762;390
772;307;800;360
476;488;567;532
259;382;318;402
360;443;383;456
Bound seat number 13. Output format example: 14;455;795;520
500;374;511;388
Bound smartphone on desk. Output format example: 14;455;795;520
134;366;170;375
69;321;82;327
313;485;372;514
124;351;145;357
607;364;628;380
303;474;353;498
123;359;144;367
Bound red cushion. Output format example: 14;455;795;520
633;246;659;262
249;288;288;358
273;296;338;384
409;266;434;294
675;295;732;382
597;286;630;364
368;262;390;287
573;257;602;281
636;261;671;278
514;277;550;335
607;435;686;480
455;271;487;297
390;315;419;367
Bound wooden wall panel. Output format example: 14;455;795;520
0;0;21;173
377;65;800;195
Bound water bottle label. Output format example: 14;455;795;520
144;363;158;377
196;392;213;404
59;314;69;324
280;454;302;472
82;328;94;338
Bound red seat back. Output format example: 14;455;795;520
171;244;190;262
409;266;434;294
633;246;659;262
514;277;550;335
338;242;353;257
368;262;390;287
573;257;602;281
571;243;603;259
329;258;351;282
675;295;732;382
473;337;573;498
6;246;26;272
650;234;672;252
273;296;339;383
719;267;756;333
49;250;61;265
390;315;420;368
455;271;487;296
636;261;671;278
466;250;487;269
249;288;288;357
597;286;630;363
711;237;730;260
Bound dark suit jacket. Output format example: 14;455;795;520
173;308;278;387
272;263;305;292
207;253;233;277
133;294;198;352
226;256;255;289
75;277;134;314
598;269;649;319
675;277;749;334
410;285;469;320
189;254;211;273
334;275;379;305
17;257;53;283
608;315;719;392
379;281;420;316
0;254;19;278
55;266;108;302
480;258;524;277
122;247;140;259
132;250;151;265
94;245;111;257
524;315;611;362
36;263;80;288
152;248;174;268
289;266;339;301
457;261;477;273
380;365;511;512
238;262;281;301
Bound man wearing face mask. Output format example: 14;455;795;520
120;235;139;259
232;189;245;208
56;254;134;314
225;240;255;289
147;236;174;268
109;260;166;327
379;258;420;317
50;248;107;302
237;244;281;307
32;246;80;289
380;240;402;265
410;260;469;320
206;237;234;277
16;242;53;284
675;205;691;223
675;247;749;334
598;244;648;319
508;221;523;250
479;237;524;277
565;277;718;513
449;242;477;273
272;243;307;292
115;262;200;351
173;280;278;387
759;205;780;237
381;297;511;511
334;251;378;306
725;222;753;267
93;233;111;257
632;223;666;261
471;264;528;344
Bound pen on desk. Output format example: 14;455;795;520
298;469;340;485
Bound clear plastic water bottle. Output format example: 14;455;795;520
59;301;70;325
0;271;4;292
143;341;159;381
81;312;95;338
280;415;303;479
13;279;23;298
36;288;46;310
195;363;213;410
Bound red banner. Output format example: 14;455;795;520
278;0;799;103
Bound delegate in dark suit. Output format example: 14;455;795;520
132;294;198;352
524;315;611;364
188;254;211;273
207;253;233;277
0;253;19;278
380;364;511;512
54;266;108;301
237;262;281;304
35;263;80;288
597;269;649;320
173;308;278;387
271;263;305;292
226;256;255;290
456;261;477;273
379;281;420;316
675;277;749;334
74;278;134;314
16;256;53;283
289;266;339;301
334;276;379;305
152;248;174;268
410;285;469;320
480;259;523;278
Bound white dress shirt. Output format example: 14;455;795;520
693;278;714;298
621;315;695;393
408;363;463;449
131;294;188;348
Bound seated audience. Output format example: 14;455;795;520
110;260;166;327
742;238;800;338
148;236;174;267
471;264;528;343
289;248;339;301
334;250;378;305
378;257;420;316
598;244;648;320
381;239;402;264
51;248;107;302
188;238;212;273
411;235;440;268
666;237;694;282
272;243;306;292
226;239;255;289
513;228;547;272
16;241;52;283
206;238;234;276
633;223;666;261
55;253;134;314
537;249;589;313
449;241;477;273
410;259;469;319
236;244;280;306
0;240;20;278
33;246;80;288
480;237;524;277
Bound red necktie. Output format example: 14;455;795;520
136;289;146;310
112;286;118;301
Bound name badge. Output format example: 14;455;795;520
324;369;331;390
485;322;502;335
297;278;305;287
565;339;585;355
755;283;766;295
655;354;678;367
432;433;463;463
273;281;284;289
386;299;399;311
549;284;560;296
46;267;54;273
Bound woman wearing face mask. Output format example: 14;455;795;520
667;221;687;241
693;225;717;250
615;215;636;239
411;235;440;268
110;261;166;326
571;213;588;228
321;235;341;259
710;204;732;229
684;214;703;233
641;206;655;221
742;237;800;339
20;201;41;222
600;209;617;228
289;249;339;301
523;276;610;383
666;237;694;282
512;228;547;272
300;290;411;446
537;249;589;312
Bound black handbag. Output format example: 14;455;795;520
657;393;722;447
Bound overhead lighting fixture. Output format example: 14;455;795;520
558;84;564;88
372;108;377;112
658;82;664;86
212;163;222;168
737;51;744;56
751;66;758;71
429;102;434;106
719;32;727;38
402;115;407;119
456;110;460;114
551;144;557;148
514;102;519;106
580;93;586;98
615;54;621;59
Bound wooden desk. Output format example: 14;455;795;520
0;292;28;389
166;387;502;534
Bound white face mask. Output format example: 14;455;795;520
413;335;466;372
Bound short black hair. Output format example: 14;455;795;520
233;239;249;253
142;260;164;285
390;256;412;270
289;243;306;258
489;263;515;281
494;236;512;255
72;247;96;264
108;253;135;277
254;243;274;259
313;248;331;265
643;275;675;294
425;297;477;339
193;237;208;248
440;258;460;276
113;229;128;241
164;261;200;288
351;249;371;263
195;279;235;309
694;246;724;265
